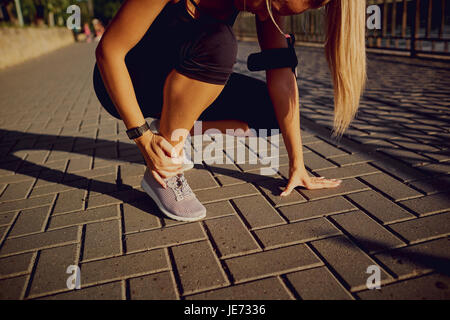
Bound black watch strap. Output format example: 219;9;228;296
126;122;150;140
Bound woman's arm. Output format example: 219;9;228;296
255;14;342;195
95;0;181;186
255;15;304;169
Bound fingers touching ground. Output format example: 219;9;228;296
281;176;343;197
306;177;342;189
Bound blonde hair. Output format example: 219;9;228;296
324;0;367;137
264;0;367;137
266;0;285;36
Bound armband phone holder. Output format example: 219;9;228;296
247;34;298;76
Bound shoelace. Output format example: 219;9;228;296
166;174;194;201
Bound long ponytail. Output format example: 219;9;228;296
325;0;367;137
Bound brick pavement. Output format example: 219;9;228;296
0;41;449;300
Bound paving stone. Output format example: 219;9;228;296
45;151;73;163
154;200;236;227
83;219;122;261
195;183;259;204
380;148;432;166
360;173;422;201
92;158;119;170
254;218;341;249
374;237;450;279
52;189;86;215
236;154;289;172
278;197;356;222
421;150;450;163
346;191;415;224
187;277;292;300
254;178;307;207
203;201;236;219
216;170;281;186
8;206;50;238
184;169;218;190
330;211;405;253
232;195;285;229
120;174;143;188
357;273;450;300
86;188;145;209
0;226;79;257
128;271;178;300
303;152;337;171
205;162;241;176
0;173;35;185
28;244;78;298
48;205;119;230
0;211;17;226
66;157;92;173
63;166;116;183
29;178;88;198
300;178;370;201
0;180;34;202
0;275;28;299
81;249;169;286
204;215;260;258
88;173;119;197
34;169;65;188
406;176;450;195
310;236;392;291
313;163;380;179
0;252;35;279
171;241;228;295
0;160;23;177
285;267;353;300
306;142;349;159
125;223;206;253
398;193;450;216
40;281;124;300
370;160;429;183
330;154;373;167
122;200;161;233
119;163;145;179
225;244;321;283
388;212;450;244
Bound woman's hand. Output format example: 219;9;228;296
134;130;182;188
281;165;342;197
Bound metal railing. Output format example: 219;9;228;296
233;0;450;58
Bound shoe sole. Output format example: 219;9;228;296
141;178;206;222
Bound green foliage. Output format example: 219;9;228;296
20;0;36;24
93;0;123;23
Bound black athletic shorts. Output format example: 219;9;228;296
93;0;279;130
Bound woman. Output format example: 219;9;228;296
93;0;366;221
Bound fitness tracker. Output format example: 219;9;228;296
126;122;150;140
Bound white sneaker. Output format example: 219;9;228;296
141;169;206;221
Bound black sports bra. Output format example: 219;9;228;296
186;0;239;26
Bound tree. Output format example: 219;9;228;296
93;0;123;25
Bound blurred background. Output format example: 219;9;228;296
0;0;449;70
234;0;450;57
0;0;122;29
